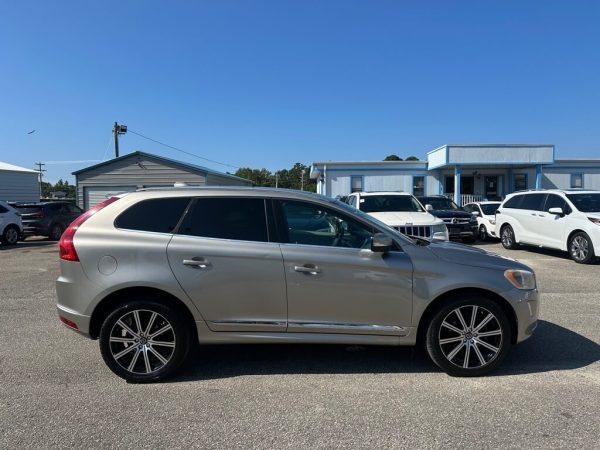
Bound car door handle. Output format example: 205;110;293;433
182;258;211;269
294;264;321;275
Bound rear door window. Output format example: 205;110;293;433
178;197;268;242
519;194;546;211
115;197;191;233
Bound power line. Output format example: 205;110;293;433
127;129;239;170
43;160;102;164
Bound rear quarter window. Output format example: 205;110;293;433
115;197;191;233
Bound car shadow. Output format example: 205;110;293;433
0;239;57;251
168;320;599;382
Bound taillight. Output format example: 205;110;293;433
58;197;120;261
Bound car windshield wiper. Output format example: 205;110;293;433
411;236;431;246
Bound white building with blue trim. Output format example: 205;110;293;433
310;144;600;205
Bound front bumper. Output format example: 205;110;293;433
509;288;540;343
446;223;478;238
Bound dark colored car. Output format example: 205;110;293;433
418;196;478;243
16;202;83;240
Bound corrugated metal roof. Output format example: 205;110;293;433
0;161;39;174
72;151;249;183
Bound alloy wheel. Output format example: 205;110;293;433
5;227;18;245
501;227;513;248
438;305;503;369
479;225;487;241
108;309;176;375
570;235;589;262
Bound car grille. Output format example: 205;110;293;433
395;225;432;238
442;218;471;224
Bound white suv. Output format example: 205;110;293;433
0;201;23;245
346;191;448;240
495;189;600;264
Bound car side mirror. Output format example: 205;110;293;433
425;204;433;211
548;207;564;216
371;233;393;253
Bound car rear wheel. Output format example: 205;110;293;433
425;296;512;377
1;225;19;245
569;232;596;264
99;298;191;382
478;225;488;241
500;225;518;249
49;223;64;241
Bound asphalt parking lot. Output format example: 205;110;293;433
1;239;599;449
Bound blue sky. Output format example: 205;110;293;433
1;1;599;183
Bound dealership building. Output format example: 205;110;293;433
310;144;600;205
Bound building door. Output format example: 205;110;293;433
484;176;499;200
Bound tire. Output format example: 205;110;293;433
425;296;512;377
500;224;518;250
478;225;488;242
1;225;20;245
568;232;596;264
99;298;191;383
49;223;64;241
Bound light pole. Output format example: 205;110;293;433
113;122;128;157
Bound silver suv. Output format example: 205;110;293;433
56;188;539;381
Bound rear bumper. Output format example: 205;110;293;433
57;304;91;337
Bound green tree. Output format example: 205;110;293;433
405;156;420;161
384;154;402;161
234;168;274;187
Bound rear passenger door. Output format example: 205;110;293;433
167;197;287;332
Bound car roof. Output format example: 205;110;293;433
351;191;411;196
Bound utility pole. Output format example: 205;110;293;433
301;168;305;191
275;172;278;188
35;161;46;199
112;122;128;158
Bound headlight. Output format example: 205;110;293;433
431;223;449;240
489;219;496;225
469;215;477;223
504;269;536;290
589;217;600;225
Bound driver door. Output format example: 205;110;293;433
275;200;413;335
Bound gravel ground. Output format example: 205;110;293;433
0;239;598;449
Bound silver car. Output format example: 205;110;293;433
56;188;539;381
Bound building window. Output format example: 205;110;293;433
350;176;363;193
514;174;527;191
445;176;454;194
571;173;583;189
413;176;425;196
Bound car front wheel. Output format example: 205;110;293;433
425;296;512;377
569;232;596;264
1;225;19;245
99;299;191;382
500;225;518;249
478;225;488;241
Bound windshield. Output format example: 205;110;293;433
423;197;459;210
480;203;500;215
359;195;424;213
566;193;600;212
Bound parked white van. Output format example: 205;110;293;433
346;192;448;240
495;189;600;264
